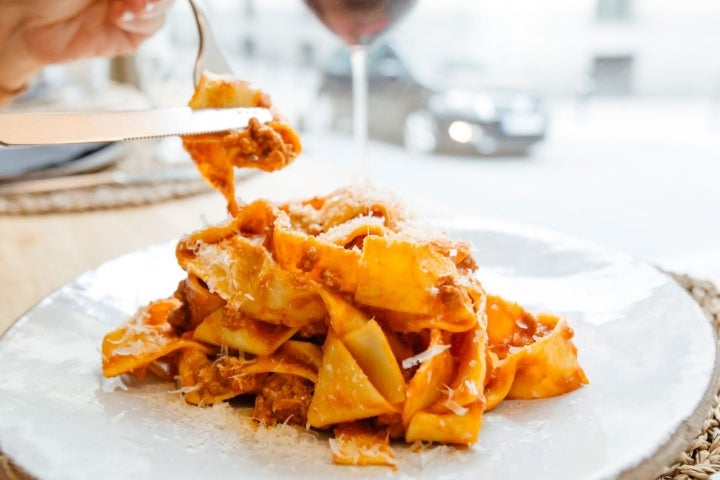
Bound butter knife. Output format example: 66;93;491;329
0;107;273;146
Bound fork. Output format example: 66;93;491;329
187;0;234;84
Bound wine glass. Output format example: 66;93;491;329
303;0;418;185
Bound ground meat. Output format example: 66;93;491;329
180;350;267;404
375;413;405;439
436;275;465;308
167;275;226;334
167;280;190;334
222;118;300;172
295;319;328;339
215;357;267;395
253;373;314;426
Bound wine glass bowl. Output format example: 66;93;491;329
303;0;418;184
304;0;418;46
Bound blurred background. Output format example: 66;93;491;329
29;0;720;282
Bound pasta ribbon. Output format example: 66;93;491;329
330;422;397;468
102;298;211;378
484;295;588;403
507;316;589;399
193;307;298;356
318;288;407;406
355;236;459;316
272;224;362;293
403;329;456;427
405;402;484;445
176;201;326;327
307;332;398;428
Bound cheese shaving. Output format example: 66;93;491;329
401;344;451;369
442;398;469;416
167;385;201;395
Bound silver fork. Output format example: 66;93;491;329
188;0;234;84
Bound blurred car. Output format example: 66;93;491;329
315;44;547;155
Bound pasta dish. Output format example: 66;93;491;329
101;72;587;468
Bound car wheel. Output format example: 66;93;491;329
403;110;437;154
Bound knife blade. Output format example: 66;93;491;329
0;107;273;146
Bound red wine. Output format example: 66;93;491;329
304;0;418;46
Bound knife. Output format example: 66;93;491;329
0;107;273;146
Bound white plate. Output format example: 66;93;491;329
0;219;716;480
0;143;123;181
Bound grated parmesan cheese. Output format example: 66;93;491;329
440;384;469;416
464;379;479;396
167;384;201;395
442;398;469;416
328;436;397;467
112;339;157;357
401;344;451;369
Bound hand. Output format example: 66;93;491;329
0;0;174;96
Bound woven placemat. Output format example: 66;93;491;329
658;273;720;480
0;138;213;215
1;272;719;480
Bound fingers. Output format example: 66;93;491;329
110;0;175;36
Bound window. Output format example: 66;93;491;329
241;37;256;58
596;0;632;22
243;0;256;19
591;55;634;96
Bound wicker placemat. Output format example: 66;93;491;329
1;272;719;480
658;274;720;480
0;138;213;215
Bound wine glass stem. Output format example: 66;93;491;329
350;45;369;186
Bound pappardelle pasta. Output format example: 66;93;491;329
101;72;587;468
